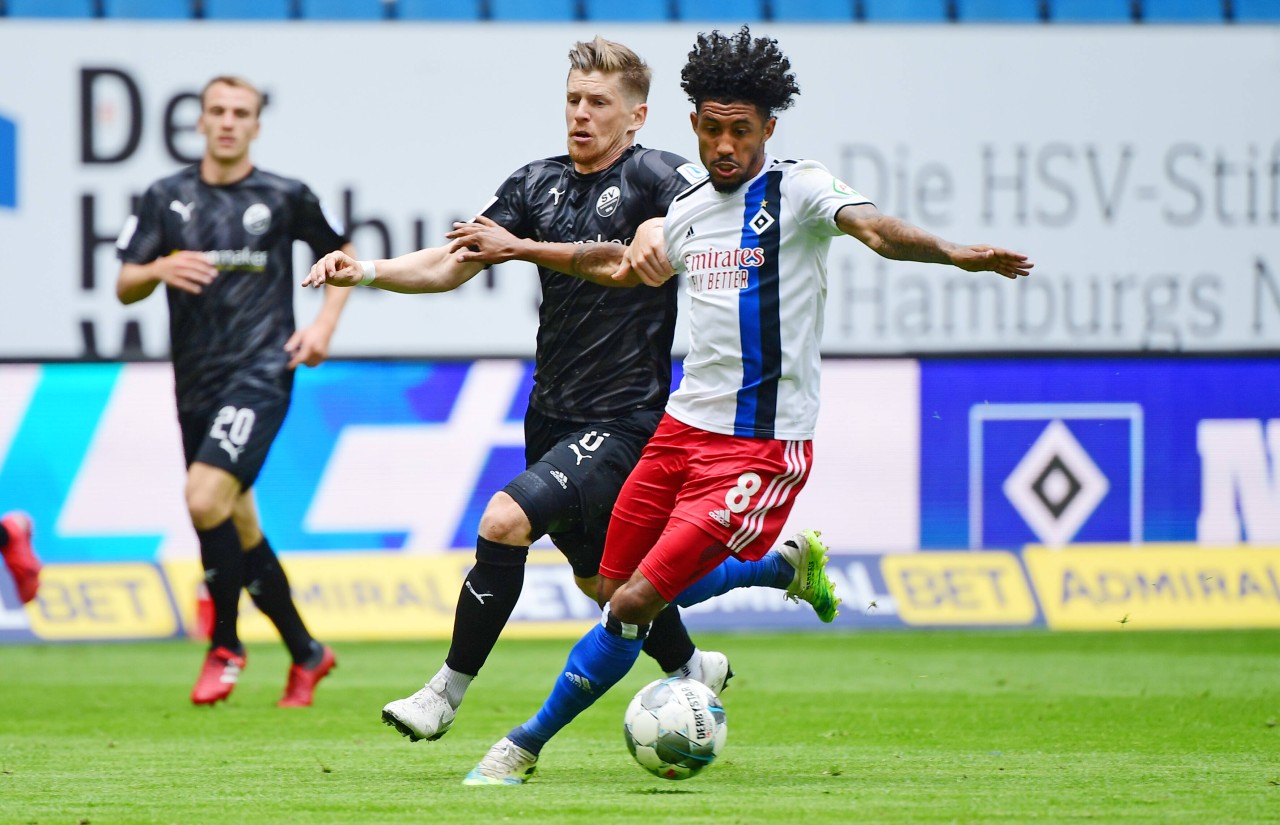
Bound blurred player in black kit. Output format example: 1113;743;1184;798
117;76;353;708
306;37;835;744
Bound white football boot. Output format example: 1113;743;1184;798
462;737;538;785
381;679;456;742
667;650;734;695
698;651;734;695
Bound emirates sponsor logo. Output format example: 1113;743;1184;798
684;247;764;293
683;246;765;272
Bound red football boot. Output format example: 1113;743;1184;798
1;511;41;604
191;646;247;705
277;645;336;708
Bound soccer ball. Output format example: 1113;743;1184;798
623;677;727;780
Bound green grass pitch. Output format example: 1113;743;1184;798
2;630;1277;824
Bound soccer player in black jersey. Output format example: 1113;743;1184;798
306;37;835;744
116;76;353;708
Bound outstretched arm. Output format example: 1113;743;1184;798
286;242;356;369
446;216;632;287
302;245;484;294
836;203;1033;280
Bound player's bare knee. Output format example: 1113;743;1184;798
185;464;241;531
478;492;533;546
185;487;233;530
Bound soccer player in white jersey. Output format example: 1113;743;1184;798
460;26;1032;785
306;38;841;748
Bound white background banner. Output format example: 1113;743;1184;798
1;23;1278;358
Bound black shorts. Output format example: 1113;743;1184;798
503;406;663;579
178;389;290;490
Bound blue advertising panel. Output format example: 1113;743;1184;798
920;359;1280;549
0;113;15;209
256;360;530;554
0;361;535;563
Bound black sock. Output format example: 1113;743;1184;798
197;518;244;653
445;537;529;676
642;604;696;673
244;536;314;665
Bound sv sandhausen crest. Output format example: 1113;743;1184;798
595;186;621;217
242;203;272;235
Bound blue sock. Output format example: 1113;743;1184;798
673;551;791;608
508;618;644;755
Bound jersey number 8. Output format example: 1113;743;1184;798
724;472;762;514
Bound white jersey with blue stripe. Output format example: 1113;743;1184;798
664;156;871;441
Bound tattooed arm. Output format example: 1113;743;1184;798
835;203;1033;280
445;216;633;287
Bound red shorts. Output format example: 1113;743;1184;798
601;414;813;602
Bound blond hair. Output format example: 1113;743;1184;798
200;75;264;117
567;37;651;103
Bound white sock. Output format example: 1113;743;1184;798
665;649;703;682
429;664;473;709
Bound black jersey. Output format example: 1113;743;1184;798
117;165;348;413
483;144;704;422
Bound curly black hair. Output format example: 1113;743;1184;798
680;26;800;117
